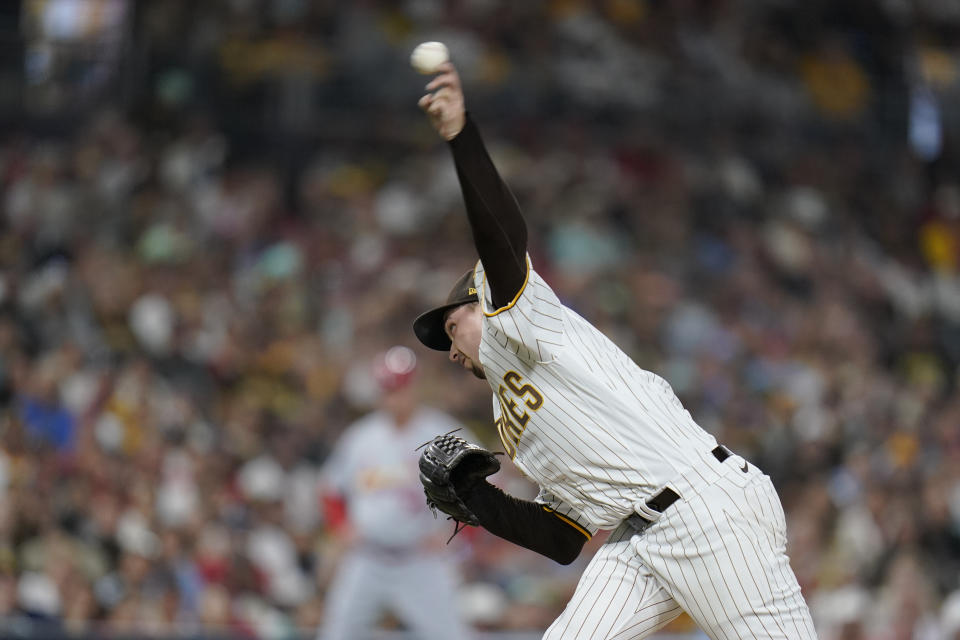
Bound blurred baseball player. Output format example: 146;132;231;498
317;346;474;640
411;62;818;639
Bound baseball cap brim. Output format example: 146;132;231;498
413;302;466;351
412;269;478;351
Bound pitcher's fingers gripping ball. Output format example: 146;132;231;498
414;53;465;142
418;433;500;532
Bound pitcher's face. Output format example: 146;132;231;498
444;303;485;380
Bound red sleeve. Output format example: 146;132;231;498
321;492;349;532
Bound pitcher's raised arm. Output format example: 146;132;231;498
418;62;528;309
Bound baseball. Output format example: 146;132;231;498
410;41;449;74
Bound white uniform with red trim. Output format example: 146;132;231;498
473;257;817;640
318;408;474;640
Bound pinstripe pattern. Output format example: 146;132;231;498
542;524;684;640
539;466;816;640
472;258;816;638
637;467;817;639
476;260;718;532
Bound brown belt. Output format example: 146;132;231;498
626;445;732;533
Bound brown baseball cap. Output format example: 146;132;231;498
413;269;478;351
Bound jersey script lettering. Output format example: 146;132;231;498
495;371;544;458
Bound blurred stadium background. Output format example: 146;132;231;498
1;0;960;639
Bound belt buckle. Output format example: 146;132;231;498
627;488;675;534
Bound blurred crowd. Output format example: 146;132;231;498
2;0;960;639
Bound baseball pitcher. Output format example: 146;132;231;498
411;62;818;639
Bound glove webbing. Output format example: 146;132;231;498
416;429;502;543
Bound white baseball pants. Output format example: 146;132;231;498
319;549;472;640
543;459;817;640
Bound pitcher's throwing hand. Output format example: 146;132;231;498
417;63;465;141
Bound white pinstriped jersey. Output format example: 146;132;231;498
474;257;720;535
